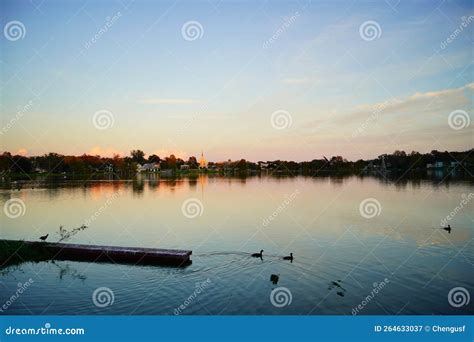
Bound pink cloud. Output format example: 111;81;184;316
17;148;28;156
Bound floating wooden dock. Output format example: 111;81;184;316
2;240;192;267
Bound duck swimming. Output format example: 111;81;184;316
251;249;264;258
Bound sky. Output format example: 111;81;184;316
1;0;473;162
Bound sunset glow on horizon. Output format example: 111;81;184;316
1;1;472;162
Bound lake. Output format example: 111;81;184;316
1;174;473;315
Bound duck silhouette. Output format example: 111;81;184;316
283;253;294;261
251;249;264;258
443;224;451;234
39;234;49;241
270;274;279;285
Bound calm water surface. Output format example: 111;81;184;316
1;175;473;315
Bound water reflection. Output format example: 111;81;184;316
51;261;87;281
0;174;472;315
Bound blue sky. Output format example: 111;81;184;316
1;0;473;161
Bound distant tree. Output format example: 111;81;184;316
176;158;185;167
1;147;473;177
187;156;198;168
354;159;366;170
11;155;33;173
237;159;247;172
330;156;346;167
148;154;161;163
393;150;407;157
166;154;177;170
286;161;299;170
38;153;64;173
112;154;124;170
0;152;12;173
130;150;145;164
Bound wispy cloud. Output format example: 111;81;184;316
292;82;473;158
282;77;312;85
139;98;199;105
331;82;474;125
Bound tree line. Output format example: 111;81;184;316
0;149;472;175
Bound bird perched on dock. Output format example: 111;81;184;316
443;225;451;233
39;234;49;241
270;274;279;285
251;249;264;258
283;253;294;261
